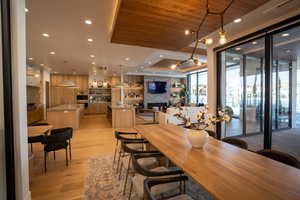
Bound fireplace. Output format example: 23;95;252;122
147;102;168;109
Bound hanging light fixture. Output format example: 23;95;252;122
219;30;227;44
176;0;234;69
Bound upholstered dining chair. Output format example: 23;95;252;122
205;130;217;139
28;122;50;152
221;137;248;150
113;131;142;172
50;127;73;160
256;149;300;169
42;129;70;172
120;139;159;195
128;152;185;200
144;176;194;200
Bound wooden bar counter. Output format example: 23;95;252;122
47;104;84;130
135;124;300;200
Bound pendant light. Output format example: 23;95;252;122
176;0;234;69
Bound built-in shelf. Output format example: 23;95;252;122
125;98;143;101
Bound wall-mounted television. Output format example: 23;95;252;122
148;81;167;94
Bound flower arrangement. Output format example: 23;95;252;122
173;104;191;128
173;105;231;130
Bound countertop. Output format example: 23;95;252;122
47;104;83;112
108;104;135;110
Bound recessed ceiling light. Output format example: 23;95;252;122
42;33;49;37
28;57;34;60
40;64;44;66
148;61;152;64
125;57;130;61
185;29;190;35
170;64;177;70
87;38;93;42
34;74;40;78
85;20;92;25
281;33;290;37
159;55;164;58
25;8;29;12
92;62;96;65
90;55;95;58
252;41;257;45
49;51;55;55
235;47;242;51
234;18;242;23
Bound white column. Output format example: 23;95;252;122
11;0;31;199
207;46;217;132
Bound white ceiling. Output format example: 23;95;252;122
26;0;202;75
203;0;300;49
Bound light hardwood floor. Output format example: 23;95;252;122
30;114;116;200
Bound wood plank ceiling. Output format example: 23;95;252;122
111;0;270;52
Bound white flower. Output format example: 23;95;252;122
194;112;203;120
223;114;230;122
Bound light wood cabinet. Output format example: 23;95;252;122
111;106;135;128
50;74;89;107
27;105;44;124
85;103;107;114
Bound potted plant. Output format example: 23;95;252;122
174;105;230;148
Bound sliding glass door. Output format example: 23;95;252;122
271;25;300;158
219;38;265;150
188;69;208;104
217;18;300;157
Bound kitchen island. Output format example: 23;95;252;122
107;104;135;128
47;104;84;130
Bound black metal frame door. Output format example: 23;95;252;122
1;0;16;199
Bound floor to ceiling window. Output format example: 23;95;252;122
217;19;300;158
271;25;300;159
187;69;208;104
219;38;265;150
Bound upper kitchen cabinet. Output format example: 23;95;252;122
50;74;89;92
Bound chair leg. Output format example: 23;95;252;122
128;181;133;200
54;151;56;160
44;151;47;173
69;139;72;160
123;154;132;195
30;143;33;152
116;150;122;173
65;148;68;166
113;140;119;167
118;159;123;180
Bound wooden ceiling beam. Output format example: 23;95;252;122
111;0;269;51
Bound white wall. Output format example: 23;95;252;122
10;0;31;199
